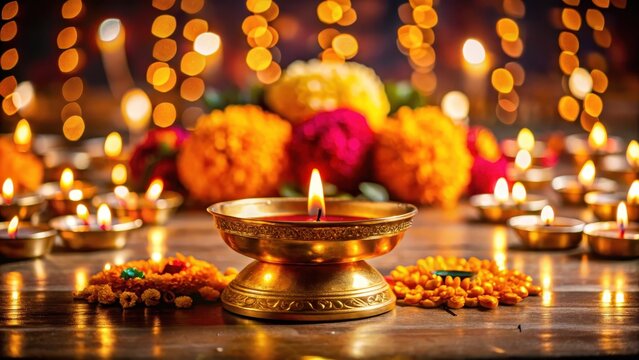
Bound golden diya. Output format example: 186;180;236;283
49;203;142;251
600;140;639;185
38;168;98;215
501;128;553;166
469;178;548;222
0;216;57;260
208;169;417;321
584;201;639;259
508;205;585;250
585;180;639;222
508;149;553;190
551;160;617;205
0;178;45;221
93;179;183;225
565;122;624;168
83;132;128;183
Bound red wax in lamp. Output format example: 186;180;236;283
257;168;370;223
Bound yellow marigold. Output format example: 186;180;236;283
177;105;291;203
373;106;472;206
120;291;138;308
175;296;193;309
265;60;389;131
97;285;117;305
0;137;44;192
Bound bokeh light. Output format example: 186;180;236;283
57;27;78;49
558;95;580;121
151;15;176;38
584;93;603;117
246;47;272;71
98;18;122;42
462;39;486;65
62;115;85;141
183;18;208;41
441;91;469;123
121;88;152;132
332;33;358;59
491;68;514;94
180;51;206;76
496;18;519;42
152;102;177;128
193;32;221;56
153;39;177;61
180;77;205;102
568;67;593;99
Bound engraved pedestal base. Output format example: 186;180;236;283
222;260;395;322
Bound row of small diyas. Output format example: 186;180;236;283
470;176;639;259
0;169;182;260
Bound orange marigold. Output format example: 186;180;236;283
177;105;291;203
175;296;193;309
373;106;472;206
0;137;44;192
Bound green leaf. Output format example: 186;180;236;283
358;182;389;202
323;182;339;196
279;183;303;197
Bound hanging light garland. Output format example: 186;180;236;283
58;0;86;141
396;0;438;96
316;0;358;63
1;1;20;117
557;0;625;131
492;0;526;125
243;0;281;84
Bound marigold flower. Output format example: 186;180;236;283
373;106;472;206
177;105;291;202
120;291;138;308
198;286;221;301
97;285;117;305
265;60;389;131
141;289;161;306
175;296;193;309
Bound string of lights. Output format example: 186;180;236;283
244;0;281;84
316;0;358;63
1;1;20;117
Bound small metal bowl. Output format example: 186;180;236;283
49;215;142;251
0;193;46;220
508;215;585;250
599;154;638;186
564;134;625;169
93;191;184;225
584;221;639;259
510;166;554;191
0;221;56;260
469;194;548;223
551;176;618;205
584;192;639;221
38;181;98;216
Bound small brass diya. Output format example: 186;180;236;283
585;191;639;222
599;154;638;186
38;168;98;216
1;179;45;220
0;218;56;260
93;182;183;225
551;176;617;205
469;179;548;223
564;132;624;169
584;222;639;259
510;167;554;191
208;197;417;322
508;206;585;250
49;205;142;251
501;139;551;166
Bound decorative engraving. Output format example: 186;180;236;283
215;217;413;241
222;286;393;313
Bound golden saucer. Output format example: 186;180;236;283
93;192;184;225
0;221;56;260
208;197;417;322
599;154;638;185
584;192;639;221
468;194;548;223
508;215;585;250
551;176;617;205
583;222;639;259
0;193;46;220
49;215;142;251
39;181;98;216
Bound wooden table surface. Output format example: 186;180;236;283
1;203;638;359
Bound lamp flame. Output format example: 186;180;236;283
627;140;639;168
511;182;527;204
68;189;83;201
97;204;112;231
628;180;639;205
516;128;535;152
2;178;14;204
493;177;509;204
145;179;164;202
76;204;90;226
308;168;326;219
588;122;608;151
541;205;555;226
104;132;123;158
13;119;32;152
514;149;532;172
616;201;628;238
111;164;127;185
60;168;75;194
114;185;130;201
578;160;596;188
7;216;19;239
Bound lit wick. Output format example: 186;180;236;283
316;208;322;222
617;201;628;239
